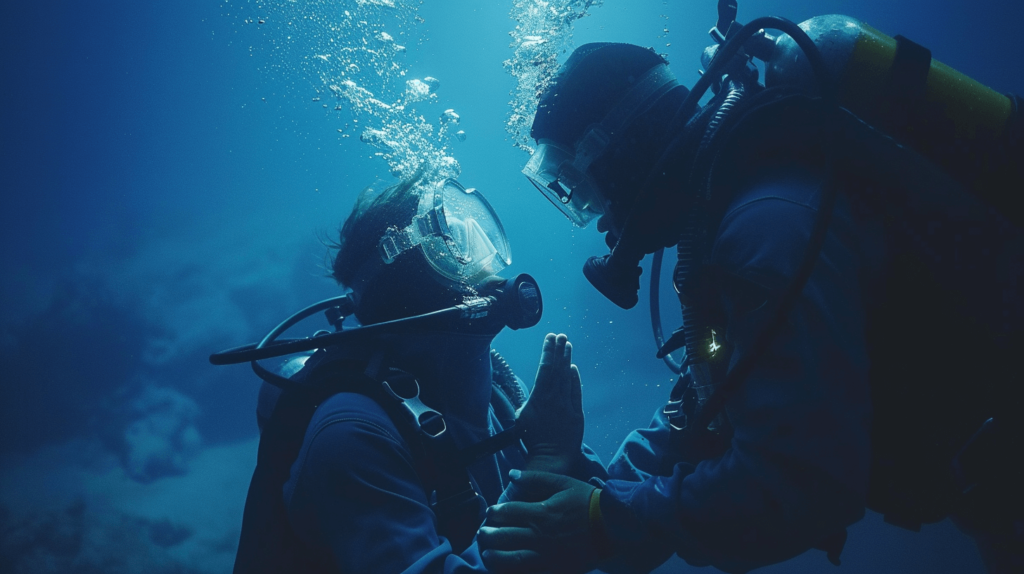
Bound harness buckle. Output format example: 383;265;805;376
382;377;447;439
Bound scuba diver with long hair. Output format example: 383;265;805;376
214;173;606;573
477;2;1024;573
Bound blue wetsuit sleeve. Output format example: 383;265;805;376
599;175;873;573
285;394;491;574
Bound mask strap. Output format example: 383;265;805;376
379;210;442;264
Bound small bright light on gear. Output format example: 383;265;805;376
709;329;722;355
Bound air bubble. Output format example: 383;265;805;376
404;78;431;102
505;0;602;153
440;109;460;124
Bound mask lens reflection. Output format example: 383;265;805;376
448;216;499;271
432;181;511;284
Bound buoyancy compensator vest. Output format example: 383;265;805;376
705;89;1024;529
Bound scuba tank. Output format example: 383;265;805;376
757;14;1023;222
765;15;1014;140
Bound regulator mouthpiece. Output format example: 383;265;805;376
492;273;544;330
583;254;642;309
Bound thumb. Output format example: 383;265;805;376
570;364;582;414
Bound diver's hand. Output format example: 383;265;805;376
516;333;584;475
479;470;599;574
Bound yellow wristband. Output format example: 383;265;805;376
588;488;603;524
588;488;614;560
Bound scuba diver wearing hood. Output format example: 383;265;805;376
219;174;607;573
479;5;1024;574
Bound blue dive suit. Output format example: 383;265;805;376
588;99;1024;573
242;334;606;573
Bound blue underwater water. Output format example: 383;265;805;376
1;0;1022;572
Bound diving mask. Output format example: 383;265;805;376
522;63;679;228
523;135;608;227
379;179;512;286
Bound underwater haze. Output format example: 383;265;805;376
2;0;1021;572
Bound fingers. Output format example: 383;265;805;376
486;500;544;527
477;526;536;550
534;333;570;400
480;549;544;573
537;333;557;367
505;470;576;500
555;333;568;355
538;333;568;367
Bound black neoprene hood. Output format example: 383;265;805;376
530;43;670;147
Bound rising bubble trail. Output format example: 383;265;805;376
249;0;463;184
505;0;602;154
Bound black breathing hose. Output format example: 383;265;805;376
677;16;841;432
679;16;836;119
651;13;845;438
650;248;684;374
209;303;468;365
